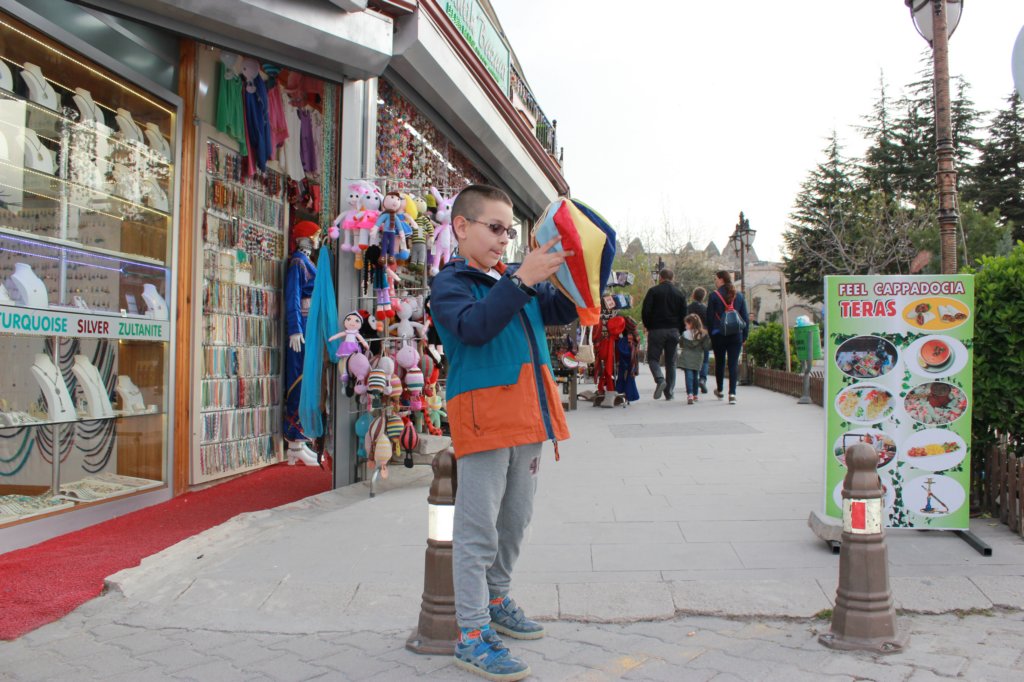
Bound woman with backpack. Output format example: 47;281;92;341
705;270;749;405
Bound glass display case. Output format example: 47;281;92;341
0;12;176;524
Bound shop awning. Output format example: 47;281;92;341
389;4;566;219
79;0;393;81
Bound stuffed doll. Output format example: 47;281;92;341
592;317;626;407
389;298;427;340
354;412;372;460
372;191;412;260
353;184;382;268
366;414;391;479
329;311;370;377
345;348;371;398
331;182;363;250
408;195;434;269
400;417;419;468
615;316;640;404
425;381;447;435
428;187;455;276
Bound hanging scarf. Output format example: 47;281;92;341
299;248;341;438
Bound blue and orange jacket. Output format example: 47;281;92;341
431;257;578;458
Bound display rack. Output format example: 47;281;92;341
191;127;285;483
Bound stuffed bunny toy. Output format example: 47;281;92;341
389;297;427;340
353;184;382;269
331;182;363;251
429;186;455;276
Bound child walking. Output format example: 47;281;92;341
430;184;577;681
679;313;712;405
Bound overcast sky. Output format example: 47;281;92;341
489;0;1024;262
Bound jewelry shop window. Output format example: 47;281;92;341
0;12;176;525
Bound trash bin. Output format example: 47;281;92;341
794;323;822;362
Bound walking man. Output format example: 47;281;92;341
687;287;710;394
641;268;687;400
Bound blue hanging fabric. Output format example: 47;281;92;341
299;248;341;438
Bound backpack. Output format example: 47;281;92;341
715;290;746;337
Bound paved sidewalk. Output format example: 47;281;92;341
3;376;1024;680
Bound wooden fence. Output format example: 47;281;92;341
979;438;1024;537
744;364;824;406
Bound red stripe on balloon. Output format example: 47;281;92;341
553;201;592;307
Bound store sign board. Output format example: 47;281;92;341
444;0;511;95
823;275;974;530
0;305;169;341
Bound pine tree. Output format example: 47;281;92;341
783;134;862;301
971;92;1024;242
892;56;983;201
859;72;901;196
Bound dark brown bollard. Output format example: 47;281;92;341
819;442;908;653
407;447;458;654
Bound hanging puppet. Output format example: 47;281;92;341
329;310;370;378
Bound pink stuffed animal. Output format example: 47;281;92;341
429;186;455;276
331;182;364;251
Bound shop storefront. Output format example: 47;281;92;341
1;0;392;549
0;3;182;542
1;0;568;547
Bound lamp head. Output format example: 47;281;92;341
906;0;963;45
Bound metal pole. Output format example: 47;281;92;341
931;0;959;275
407;448;459;654
820;443;907;653
779;271;792;373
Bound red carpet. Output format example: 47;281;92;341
0;463;330;640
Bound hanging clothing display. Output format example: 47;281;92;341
267;82;288;152
299;248;341;439
215;61;247;155
281;101;304;181
298;108;318;174
243;70;273;171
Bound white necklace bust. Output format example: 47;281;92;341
115;108;144;143
144;122;171;161
31;353;75;422
72;88;105;125
71;355;114;418
22;129;55;174
115;374;146;413
5;262;49;307
20;62;58;109
0;61;12;92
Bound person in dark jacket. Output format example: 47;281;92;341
686;287;709;394
705;270;749;404
641;269;687;400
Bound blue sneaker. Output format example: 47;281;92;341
488;595;545;640
454;626;531;681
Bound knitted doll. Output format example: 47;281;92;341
329;311;370;376
372;192;412;261
428;186;455;276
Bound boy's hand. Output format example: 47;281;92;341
516;236;573;286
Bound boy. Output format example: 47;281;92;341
431;184;577;680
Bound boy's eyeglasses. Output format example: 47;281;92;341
467;218;517;240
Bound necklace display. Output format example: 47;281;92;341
5;262;49;307
144;123;172;161
21;129;55;174
71;355;114;418
115;108;145;143
20;62;57;109
30;354;75;422
115;375;146;413
72;88;105;126
0;60;12;91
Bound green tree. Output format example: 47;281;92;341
859;72;902;196
970;92;1024;242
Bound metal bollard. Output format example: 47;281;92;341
407;448;458;654
819;442;908;653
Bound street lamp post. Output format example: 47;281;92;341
905;0;963;275
729;212;756;295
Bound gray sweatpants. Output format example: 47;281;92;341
454;442;542;628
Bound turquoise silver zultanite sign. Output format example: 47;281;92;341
444;0;511;95
824;275;974;530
